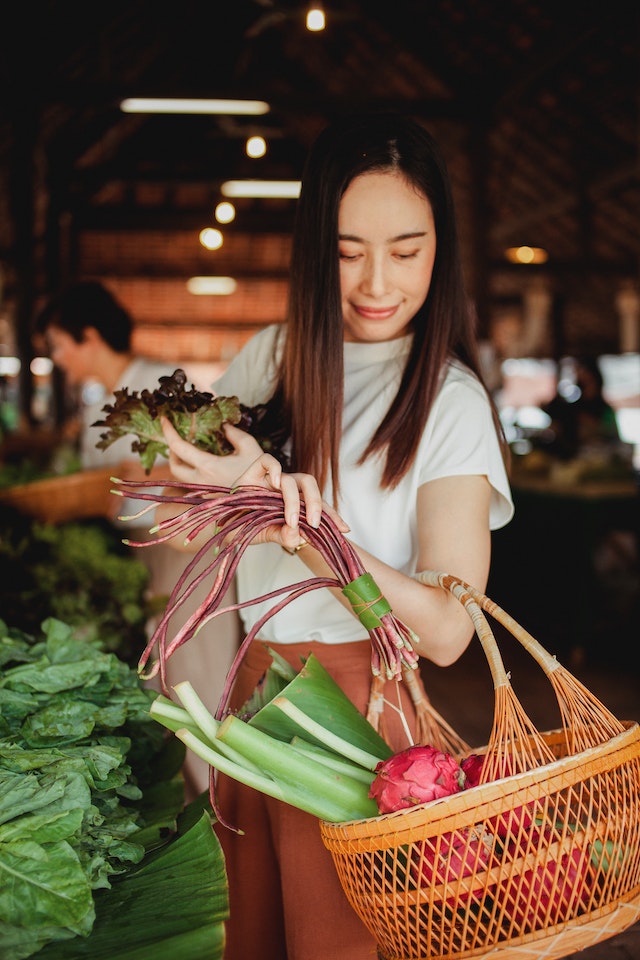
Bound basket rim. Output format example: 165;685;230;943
0;466;114;496
320;719;640;840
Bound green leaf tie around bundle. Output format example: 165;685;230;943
342;572;392;630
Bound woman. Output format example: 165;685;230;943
158;113;513;959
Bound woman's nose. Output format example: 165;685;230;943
359;256;390;297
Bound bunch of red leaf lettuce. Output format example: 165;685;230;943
92;367;289;472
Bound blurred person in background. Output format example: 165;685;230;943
35;281;172;472
34;280;240;798
542;355;622;461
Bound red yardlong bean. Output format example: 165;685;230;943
112;478;420;717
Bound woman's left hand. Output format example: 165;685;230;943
230;451;349;553
161;416;263;488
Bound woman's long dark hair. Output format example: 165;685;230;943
271;112;506;502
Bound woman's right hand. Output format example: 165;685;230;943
161;416;263;489
229;450;349;552
158;416;349;552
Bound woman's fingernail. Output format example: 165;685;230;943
290;512;299;527
309;511;321;528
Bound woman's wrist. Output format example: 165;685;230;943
282;539;309;555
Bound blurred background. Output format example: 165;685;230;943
0;0;638;662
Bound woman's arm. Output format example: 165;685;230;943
293;474;492;667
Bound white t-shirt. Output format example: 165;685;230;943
214;325;513;646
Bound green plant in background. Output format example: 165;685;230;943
0;510;158;664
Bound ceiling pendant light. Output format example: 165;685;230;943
120;98;270;116
306;4;325;31
246;135;267;158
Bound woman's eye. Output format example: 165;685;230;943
394;250;419;260
339;251;359;261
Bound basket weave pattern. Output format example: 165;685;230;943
320;572;640;960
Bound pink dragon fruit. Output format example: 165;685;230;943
369;745;465;814
461;751;535;841
460;752;485;787
412;828;495;909
501;828;593;930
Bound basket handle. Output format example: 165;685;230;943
415;570;560;676
413;570;625;780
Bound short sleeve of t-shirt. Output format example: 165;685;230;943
417;363;513;529
213;325;282;405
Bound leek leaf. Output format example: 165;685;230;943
248;653;393;761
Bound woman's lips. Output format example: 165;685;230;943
352;305;399;320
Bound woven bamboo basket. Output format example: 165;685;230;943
320;571;640;960
0;467;114;524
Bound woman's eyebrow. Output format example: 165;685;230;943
338;230;428;243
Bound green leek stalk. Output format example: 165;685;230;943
289;737;375;784
175;725;375;822
216;714;378;819
150;696;264;775
149;653;391;823
150;696;378;822
248;653;393;761
270;696;383;770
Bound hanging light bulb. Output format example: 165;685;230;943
215;202;236;224
199;228;224;250
306;4;325;31
246;135;267;158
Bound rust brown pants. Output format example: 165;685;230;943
214;638;426;960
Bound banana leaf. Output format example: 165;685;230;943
35;797;228;960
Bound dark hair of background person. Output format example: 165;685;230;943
34;280;133;353
267;112;508;500
575;354;605;394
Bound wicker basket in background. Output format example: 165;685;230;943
0;467;115;524
320;571;640;960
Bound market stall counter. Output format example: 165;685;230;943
489;469;639;665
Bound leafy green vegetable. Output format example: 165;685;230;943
92;367;289;472
0;617;185;960
0;512;155;664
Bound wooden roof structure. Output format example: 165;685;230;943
1;0;638;362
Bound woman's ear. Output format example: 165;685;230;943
81;325;103;347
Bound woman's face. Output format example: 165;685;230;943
338;170;437;343
45;326;95;385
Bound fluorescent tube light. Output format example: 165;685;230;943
187;277;237;296
120;98;270;116
221;179;301;199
